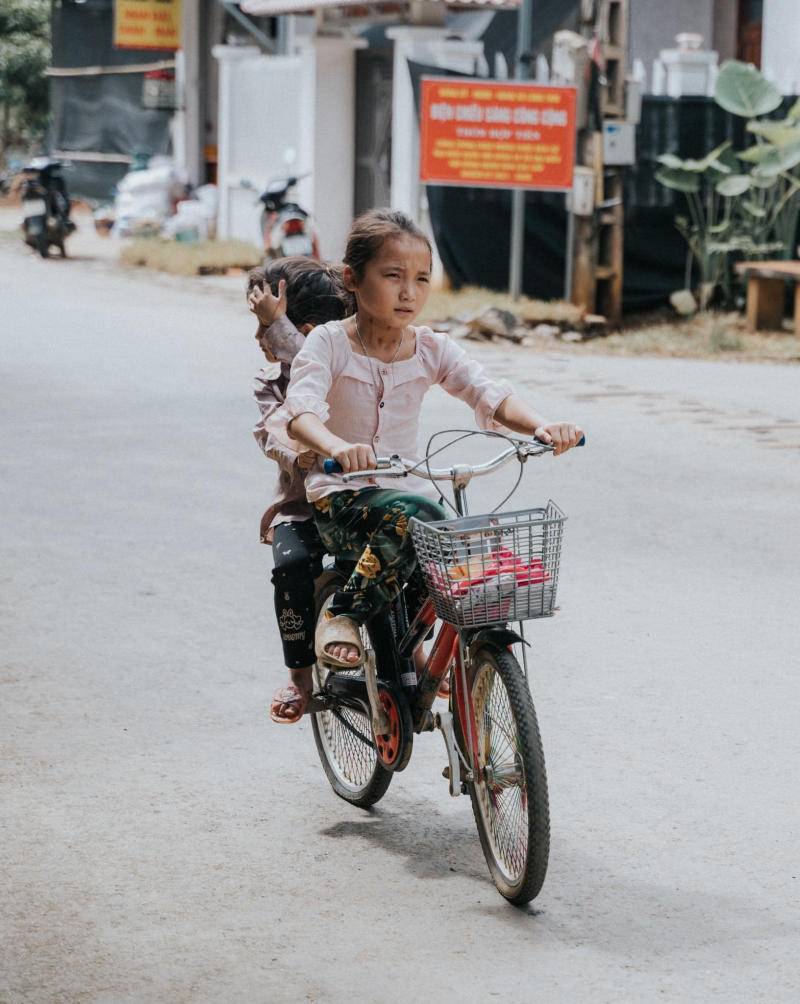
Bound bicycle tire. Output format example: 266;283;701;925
310;579;393;808
458;647;550;905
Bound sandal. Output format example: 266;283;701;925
269;684;309;725
315;608;364;669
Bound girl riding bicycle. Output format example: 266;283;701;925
268;209;583;682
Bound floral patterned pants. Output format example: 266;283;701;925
313;488;446;624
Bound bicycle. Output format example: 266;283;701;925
306;431;582;905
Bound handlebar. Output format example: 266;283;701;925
322;435;584;482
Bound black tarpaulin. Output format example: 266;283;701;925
50;0;174;200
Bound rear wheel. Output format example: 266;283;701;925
460;647;550;905
310;580;393;807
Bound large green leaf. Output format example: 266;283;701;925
742;200;768;217
750;172;779;189
746;121;800;146
708;220;733;235
715;60;782;117
716;174;752;196
657;153;688;169
656;141;731;174
752;139;800;178
656;168;701;193
737;143;779;164
706;237;784;254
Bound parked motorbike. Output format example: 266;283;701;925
242;175;319;259
21;158;76;258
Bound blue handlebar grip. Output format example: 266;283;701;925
577;435;586;447
324;458;343;474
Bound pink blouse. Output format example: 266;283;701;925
252;316;314;543
267;321;514;501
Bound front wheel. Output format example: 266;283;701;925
461;647;550;905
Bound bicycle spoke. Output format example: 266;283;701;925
314;627;381;791
472;660;529;884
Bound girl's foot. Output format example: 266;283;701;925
269;666;314;725
269;684;309;725
325;643;361;664
316;611;364;668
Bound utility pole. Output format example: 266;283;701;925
508;0;534;300
571;0;628;325
180;0;205;187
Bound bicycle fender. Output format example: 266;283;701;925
468;627;528;654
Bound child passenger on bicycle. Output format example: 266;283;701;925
249;257;354;724
267;209;584;672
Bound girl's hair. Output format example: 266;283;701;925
247;256;354;327
343;209;432;280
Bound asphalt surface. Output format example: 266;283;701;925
1;234;799;1002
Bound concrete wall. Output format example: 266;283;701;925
762;0;800;93
711;0;738;64
214;46;311;247
213;39;357;257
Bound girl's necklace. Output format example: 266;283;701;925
354;317;405;385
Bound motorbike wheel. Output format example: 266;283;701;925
259;209;272;256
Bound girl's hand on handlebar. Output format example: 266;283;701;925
332;441;377;474
249;278;287;327
534;423;584;456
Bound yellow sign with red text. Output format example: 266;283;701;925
114;0;181;51
420;78;577;191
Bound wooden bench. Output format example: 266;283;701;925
735;260;800;333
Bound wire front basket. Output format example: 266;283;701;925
410;501;566;628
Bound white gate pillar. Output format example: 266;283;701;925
213;44;263;241
298;34;364;259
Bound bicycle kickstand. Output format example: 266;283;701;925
364;650;390;736
436;711;469;797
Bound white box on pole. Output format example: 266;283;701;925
602;121;636;166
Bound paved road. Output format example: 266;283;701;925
2;238;799;1002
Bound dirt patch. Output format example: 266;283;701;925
420;286;584;327
423;287;799;364
120;238;261;277
591;311;799;364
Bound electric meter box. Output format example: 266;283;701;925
603;120;636;166
568;167;595;216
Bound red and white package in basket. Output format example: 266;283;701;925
426;548;549;607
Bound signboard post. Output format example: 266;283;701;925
114;0;181;51
419;76;576;299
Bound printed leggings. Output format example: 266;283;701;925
271;520;325;669
312;488;446;624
